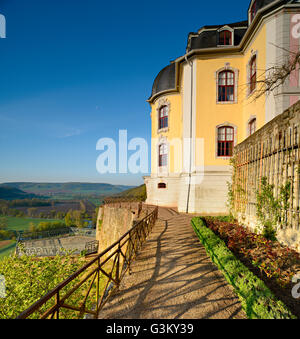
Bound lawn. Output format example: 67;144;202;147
0;241;16;260
4;216;59;232
0;217;60;260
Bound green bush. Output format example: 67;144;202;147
0;230;16;241
262;221;277;242
191;217;296;319
26;221;68;234
206;215;236;223
0;253;87;319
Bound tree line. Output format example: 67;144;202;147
0;199;98;224
5;198;53;207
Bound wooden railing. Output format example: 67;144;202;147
16;207;158;319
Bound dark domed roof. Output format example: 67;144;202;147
150;63;176;99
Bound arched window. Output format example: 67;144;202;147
159;144;168;167
249;118;256;136
218;71;234;102
250;0;257;22
219;30;232;46
250;55;257;93
159;105;169;130
158;183;167;189
218;126;234;157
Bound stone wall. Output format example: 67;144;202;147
96;204;136;255
233;101;300;252
145;167;231;215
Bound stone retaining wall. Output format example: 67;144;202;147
96;205;136;255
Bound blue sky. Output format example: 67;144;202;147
0;0;250;186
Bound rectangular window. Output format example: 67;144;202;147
159;116;168;129
218;127;234;157
219;30;232;46
159;144;168;167
218;71;234;102
250;56;257;93
159;106;169;130
158;183;167;189
249;119;256;136
251;0;257;22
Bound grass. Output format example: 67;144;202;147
0;216;58;259
0;241;16;260
191;217;297;319
113;184;147;201
4;216;59;232
87;198;103;206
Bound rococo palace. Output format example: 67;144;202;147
144;0;300;214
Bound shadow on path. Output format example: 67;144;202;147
100;208;246;319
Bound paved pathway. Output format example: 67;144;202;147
100;208;246;319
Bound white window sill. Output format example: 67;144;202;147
157;127;169;134
216;156;233;160
158;166;168;176
217;44;234;48
216;101;237;105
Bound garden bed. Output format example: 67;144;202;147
200;216;300;319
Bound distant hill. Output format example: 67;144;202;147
114;184;147;201
0;182;135;199
0;186;39;200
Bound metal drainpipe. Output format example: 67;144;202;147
185;55;193;214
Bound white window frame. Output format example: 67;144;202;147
157;136;169;176
217;26;234;47
156;98;170;134
246;51;258;97
215;64;239;104
247;115;257;137
215;122;238;159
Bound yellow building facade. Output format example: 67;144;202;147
144;0;300;214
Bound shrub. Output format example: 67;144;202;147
262;220;277;242
0;252;87;319
0;230;15;241
191;217;297;319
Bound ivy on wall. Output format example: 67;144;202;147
229;154;292;242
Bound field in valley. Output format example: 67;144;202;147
12;200;97;218
4;216;59;232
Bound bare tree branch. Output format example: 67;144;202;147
252;44;300;101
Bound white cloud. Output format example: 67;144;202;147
56;127;84;138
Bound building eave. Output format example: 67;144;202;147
147;1;300;105
147;88;179;104
177;1;300;64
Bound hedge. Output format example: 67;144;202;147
191;217;297;319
